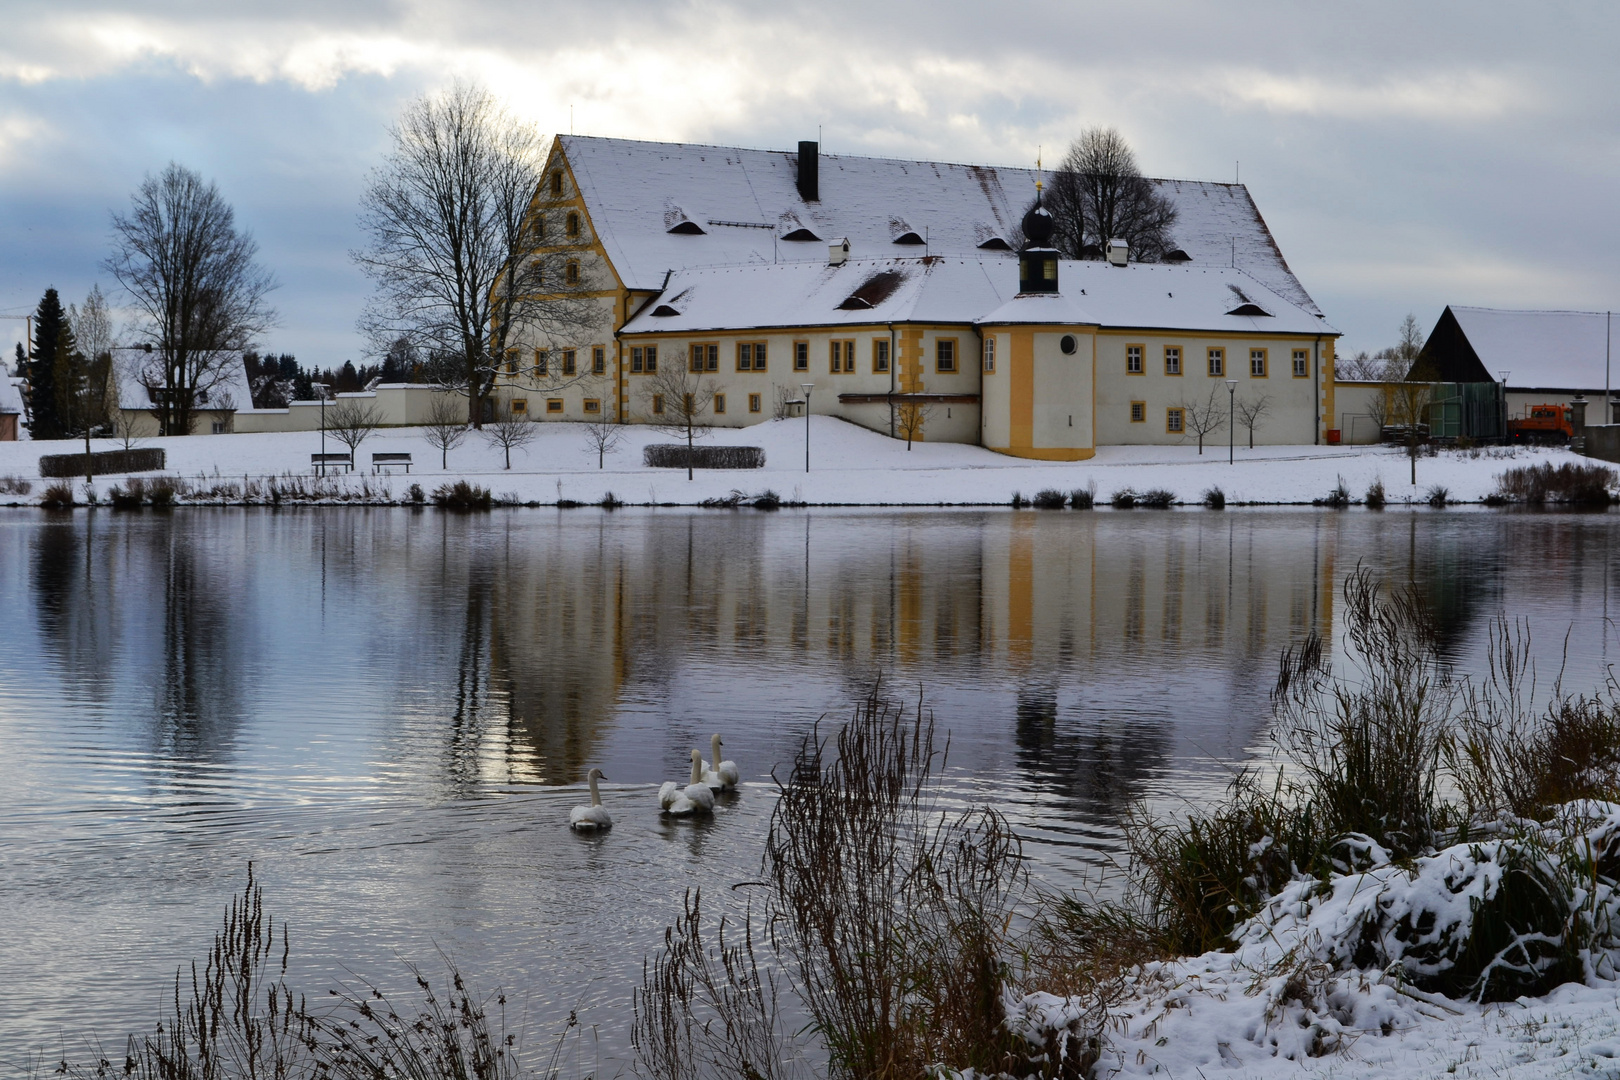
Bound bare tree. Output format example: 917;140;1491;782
1180;385;1227;454
772;383;800;420
1390;361;1437;486
354;81;605;428
643;350;717;480
104;163;276;436
1234;392;1272;449
1046;127;1178;261
480;400;537;469
325;397;383;466
422;392;469;469
111;406;146;470
895;397;933;450
579;386;625;468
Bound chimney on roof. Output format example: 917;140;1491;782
797;141;819;202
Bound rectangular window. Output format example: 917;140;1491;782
1250;348;1268;377
510;399;528;414
936;339;957;373
504;348;519;376
749;393;762;413
645;344;657;373
592;347;605;374
690;343;718;372
830;340;855;373
1126;344;1144;374
565;260;579;285
982;337;995;373
1166;407;1185;433
794;341;809;371
583;399;601;413
562;349;576;376
1164;346;1181;376
737;341;767;371
874;339;890;373
1130;401;1146;423
631;346;644;373
1207;348;1224;376
714;393;726;414
652;394;664;414
546;399;564;414
535;349;549;376
1292;348;1309;377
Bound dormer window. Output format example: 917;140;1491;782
892;232;924;245
976;236;1011;251
780;227;821;242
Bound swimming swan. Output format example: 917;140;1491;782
665;749;715;816
703;733;739;791
570;768;612;831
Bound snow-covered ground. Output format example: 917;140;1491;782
0;417;1587;506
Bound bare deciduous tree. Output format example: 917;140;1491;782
1234;393;1273;449
579;389;625;468
896;397;932;450
422;392;469;469
1046;127;1179;261
104;163;276;436
1390;360;1437;486
326;397;383;465
643;351;717;480
111;407;146;471
1180;386;1227;454
354;81;605;428
480;400;537;469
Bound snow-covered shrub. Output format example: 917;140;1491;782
0;474;32;496
1496;461;1617;505
1109;489;1137;509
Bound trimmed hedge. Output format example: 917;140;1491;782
644;444;765;469
39;448;165;478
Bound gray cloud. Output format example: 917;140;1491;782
1;1;1616;363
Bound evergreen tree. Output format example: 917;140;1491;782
26;288;73;440
11;342;22;378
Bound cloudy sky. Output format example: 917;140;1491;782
1;1;1616;365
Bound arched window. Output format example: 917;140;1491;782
565;260;580;285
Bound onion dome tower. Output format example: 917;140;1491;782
1018;190;1059;295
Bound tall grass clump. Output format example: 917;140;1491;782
1495;461;1618;505
1109;489;1137;509
432;480;492;510
39;480;75;508
636;686;1112;1080
1426;484;1450;507
1032;488;1068;509
1316;475;1352;508
1200;486;1225;509
1070;482;1096;510
0;474;32;496
1365;478;1386;510
1137;488;1175;509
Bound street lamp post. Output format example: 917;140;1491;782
1226;379;1238;464
1498;371;1511;440
801;382;814;472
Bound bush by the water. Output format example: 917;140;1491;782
1071;482;1096;510
1138;488;1175;509
1201;486;1226;509
1495;461;1618;505
643;444;765;470
0;474;32;496
1365;478;1387;509
431;480;492;510
39;447;165;478
1109;488;1137;509
1032;488;1068;509
1316;475;1352;508
1073;568;1620;1006
39;480;74;508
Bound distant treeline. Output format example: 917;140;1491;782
244;347;427;408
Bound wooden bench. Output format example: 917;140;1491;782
372;452;413;474
311;452;353;475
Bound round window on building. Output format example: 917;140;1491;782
1060;335;1077;355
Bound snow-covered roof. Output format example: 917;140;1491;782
619;257;1336;338
0;376;22;414
620;257;1010;334
1447;307;1620;390
980;262;1335;336
557;136;1321;314
111;348;253;411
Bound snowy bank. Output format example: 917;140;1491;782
0;417;1591;507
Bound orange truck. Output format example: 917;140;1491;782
1507;404;1575;444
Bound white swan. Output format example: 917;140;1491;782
703;733;739;791
570;768;612;831
665;749;715;816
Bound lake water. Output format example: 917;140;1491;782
2;507;1618;1062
